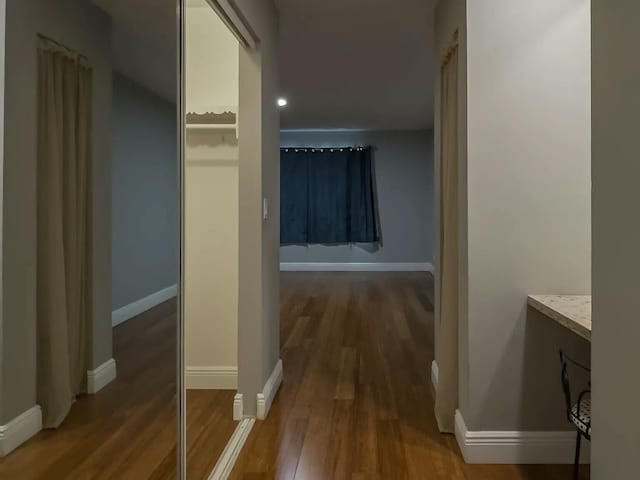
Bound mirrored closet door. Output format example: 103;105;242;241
0;0;179;478
181;1;246;478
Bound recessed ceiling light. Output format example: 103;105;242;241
277;97;288;107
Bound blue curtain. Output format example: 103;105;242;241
280;147;379;244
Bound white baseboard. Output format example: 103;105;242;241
0;406;42;456
112;284;177;327
87;358;117;394
233;394;244;421
431;360;439;392
454;410;590;464
186;366;238;390
257;359;283;420
207;417;255;480
280;262;434;272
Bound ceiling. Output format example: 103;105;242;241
93;0;177;102
275;0;437;131
93;0;437;128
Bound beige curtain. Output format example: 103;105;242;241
435;42;459;434
36;36;92;428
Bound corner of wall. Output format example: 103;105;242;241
236;0;281;420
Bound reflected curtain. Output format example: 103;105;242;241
280;147;378;244
435;42;459;433
36;36;92;428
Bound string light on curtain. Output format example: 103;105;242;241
280;147;369;153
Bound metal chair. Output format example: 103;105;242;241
559;350;591;480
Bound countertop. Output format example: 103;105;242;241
527;294;591;341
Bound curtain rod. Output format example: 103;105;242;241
280;146;373;153
37;34;89;64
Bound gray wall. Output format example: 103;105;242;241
112;73;177;311
236;0;280;416
592;1;640;477
1;0;112;423
0;0;6;425
280;130;434;265
462;0;591;432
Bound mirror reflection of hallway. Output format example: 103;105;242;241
184;1;240;477
0;0;180;477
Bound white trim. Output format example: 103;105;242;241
454;410;590;464
111;284;177;327
87;358;117;394
186;366;238;390
256;359;283;420
431;360;439;392
0;406;42;456
233;394;244;421
207;418;255;480
280;262;435;272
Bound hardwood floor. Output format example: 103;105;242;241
1;272;591;479
229;271;590;480
0;298;236;480
186;390;237;478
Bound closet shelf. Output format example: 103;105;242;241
186;123;237;131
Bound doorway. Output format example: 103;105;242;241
183;1;241;477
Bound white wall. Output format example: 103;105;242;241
185;132;238;385
591;1;640;477
462;0;591;431
184;4;239;388
185;0;239;113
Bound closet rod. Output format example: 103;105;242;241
280;146;373;153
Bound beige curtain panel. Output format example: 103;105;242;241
435;43;459;434
36;36;92;428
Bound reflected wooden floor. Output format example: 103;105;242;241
186;390;237;478
229;271;590;480
0;298;235;480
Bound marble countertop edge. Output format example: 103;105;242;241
527;294;591;341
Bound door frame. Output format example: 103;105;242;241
177;1;259;477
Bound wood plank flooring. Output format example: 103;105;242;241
1;272;591;479
229;271;591;480
0;298;237;480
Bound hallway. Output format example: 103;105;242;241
230;272;589;479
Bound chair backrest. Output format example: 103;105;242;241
559;351;573;420
559;350;591;420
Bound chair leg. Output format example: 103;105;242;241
573;430;582;480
